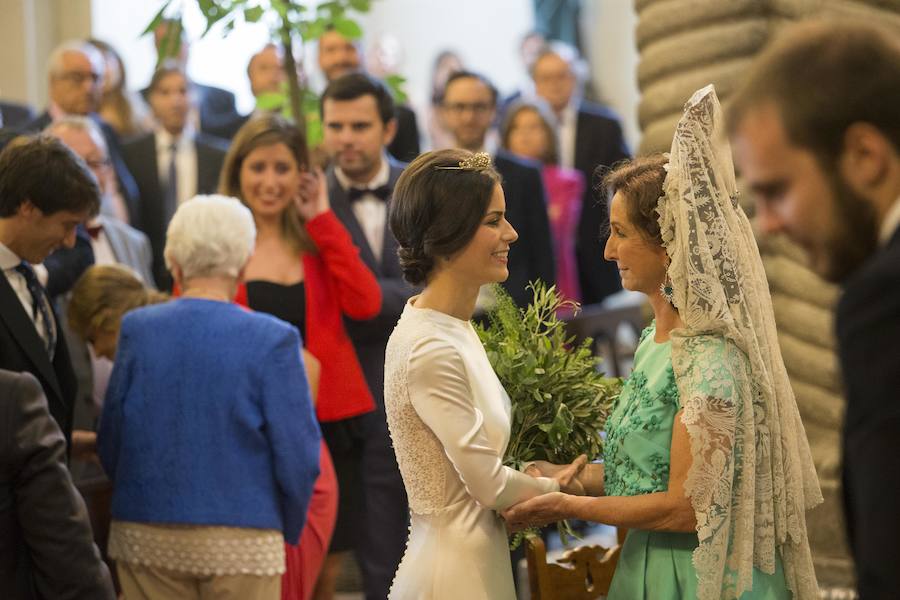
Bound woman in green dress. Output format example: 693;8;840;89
504;87;822;599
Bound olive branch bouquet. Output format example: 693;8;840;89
475;282;621;547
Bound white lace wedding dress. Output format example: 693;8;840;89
383;298;559;599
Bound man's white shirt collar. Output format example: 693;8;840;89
879;195;900;246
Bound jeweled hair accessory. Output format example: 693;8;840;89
434;152;492;171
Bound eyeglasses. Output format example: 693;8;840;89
443;102;494;115
56;71;101;85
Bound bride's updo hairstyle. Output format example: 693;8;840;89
390;149;501;285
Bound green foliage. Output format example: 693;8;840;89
142;1;413;141
475;282;621;548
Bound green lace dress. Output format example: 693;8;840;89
604;324;790;599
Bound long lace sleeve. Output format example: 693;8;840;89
407;336;558;511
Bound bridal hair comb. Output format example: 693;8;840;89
434;152;493;171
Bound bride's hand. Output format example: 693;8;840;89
525;455;588;496
502;492;572;530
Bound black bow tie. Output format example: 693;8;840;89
348;185;392;203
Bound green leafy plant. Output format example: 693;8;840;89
143;0;378;143
475;281;621;547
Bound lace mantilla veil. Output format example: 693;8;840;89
657;85;823;600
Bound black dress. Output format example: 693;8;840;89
245;279;362;553
246;280;306;342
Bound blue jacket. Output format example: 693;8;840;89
98;298;320;544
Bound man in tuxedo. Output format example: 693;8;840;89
531;43;630;305
0;135;99;451
18;41;140;225
145;18;241;139
729;21;900;599
441;70;555;307
123;62;227;290
0;369;115;600
318;28;420;163
320;72;412;600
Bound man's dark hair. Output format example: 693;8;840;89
728;20;900;169
0;135;100;218
440;71;499;106
320;72;396;125
148;59;192;96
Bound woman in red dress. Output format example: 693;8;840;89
219;114;382;600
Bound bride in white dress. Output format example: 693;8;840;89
383;149;585;599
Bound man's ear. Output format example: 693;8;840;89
839;122;892;193
17;200;40;219
382;117;398;147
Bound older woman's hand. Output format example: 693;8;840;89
534;455;587;496
502;492;574;530
295;168;330;221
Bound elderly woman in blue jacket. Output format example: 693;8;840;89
98;194;321;600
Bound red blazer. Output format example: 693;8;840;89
235;210;382;422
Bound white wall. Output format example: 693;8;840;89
582;0;641;151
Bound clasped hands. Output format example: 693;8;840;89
503;455;588;532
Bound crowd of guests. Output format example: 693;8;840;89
0;15;897;600
0;21;627;598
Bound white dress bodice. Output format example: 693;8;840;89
384;298;558;599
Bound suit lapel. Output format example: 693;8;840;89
100;217;129;265
326;167;380;271
0;274;63;402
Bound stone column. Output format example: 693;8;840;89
633;0;900;589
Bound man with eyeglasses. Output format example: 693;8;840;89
18;41;140;227
440;70;555;308
531;42;630;307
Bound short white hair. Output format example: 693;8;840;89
164;195;256;280
44;115;108;155
47;40;105;79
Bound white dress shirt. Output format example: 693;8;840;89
879;195;900;247
335;155;390;264
155;128;198;209
558;103;577;170
0;242;54;350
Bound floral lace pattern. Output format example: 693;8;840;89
604;326;680;498
383;309;448;515
658;86;822;600
108;521;285;576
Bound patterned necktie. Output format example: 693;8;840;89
164;142;178;221
14;261;56;359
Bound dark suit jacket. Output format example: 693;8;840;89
0;370;114;600
387;105;420;164
494;150;557;308
121;131;228;290
0;269;78;447
327;159;413;407
573;101;631;305
18;111;141;225
836;227;900;599
44;227;94;299
0;100;36;130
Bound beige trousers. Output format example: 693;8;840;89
117;562;281;600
